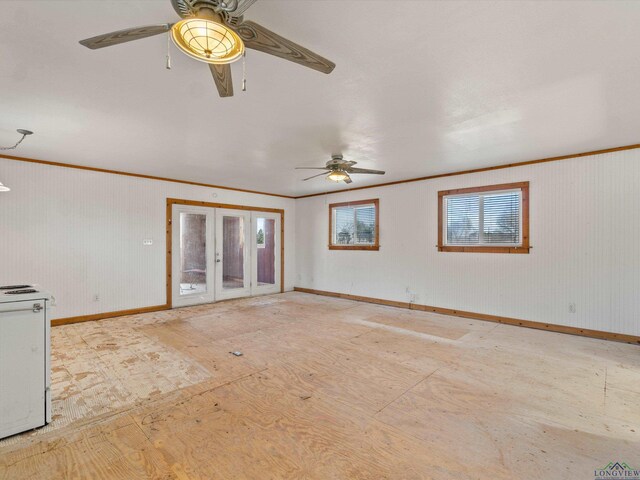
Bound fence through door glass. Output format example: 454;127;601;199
223;216;245;289
179;213;207;296
256;218;276;286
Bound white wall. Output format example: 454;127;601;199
4;149;640;336
0;159;296;320
296;149;640;337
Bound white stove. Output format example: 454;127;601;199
0;285;51;302
0;284;53;439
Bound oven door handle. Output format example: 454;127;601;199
0;303;43;314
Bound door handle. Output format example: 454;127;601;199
216;259;221;263
0;303;43;314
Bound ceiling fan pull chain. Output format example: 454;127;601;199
242;50;247;92
166;32;172;70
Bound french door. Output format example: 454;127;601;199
215;209;251;300
171;205;281;307
251;212;281;296
171;206;215;308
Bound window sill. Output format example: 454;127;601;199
438;245;530;254
329;245;380;251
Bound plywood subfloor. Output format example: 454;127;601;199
1;292;638;479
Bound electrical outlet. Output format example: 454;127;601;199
143;239;153;246
93;294;100;302
569;303;576;314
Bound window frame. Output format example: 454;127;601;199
438;182;529;254
328;199;380;251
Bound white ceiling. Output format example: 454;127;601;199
1;0;640;196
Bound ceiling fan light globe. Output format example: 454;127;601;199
327;171;349;182
171;18;244;64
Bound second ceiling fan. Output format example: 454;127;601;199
79;0;335;97
297;155;385;184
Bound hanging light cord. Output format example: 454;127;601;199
0;131;32;151
242;50;247;92
166;32;172;70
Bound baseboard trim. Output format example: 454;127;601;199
293;287;640;345
51;304;169;327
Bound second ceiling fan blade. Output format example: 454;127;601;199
209;64;234;97
235;21;336;74
303;172;328;181
79;24;172;50
346;167;386;175
295;167;330;170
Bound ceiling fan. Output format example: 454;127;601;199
297;155;385;184
79;0;335;98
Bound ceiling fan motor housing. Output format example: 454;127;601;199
171;0;238;19
327;155;354;170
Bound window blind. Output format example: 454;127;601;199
355;206;376;244
445;190;521;246
334;207;355;244
332;203;377;246
446;195;479;245
483;192;520;244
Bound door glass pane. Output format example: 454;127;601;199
256;218;276;286
179;213;207;296
223;216;245;290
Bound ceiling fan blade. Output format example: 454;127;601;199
303;172;328;181
295;167;330;170
235;21;335;74
346;167;386;175
79;24;172;50
230;0;259;16
209;63;234;97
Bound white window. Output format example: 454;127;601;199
329;199;379;250
438;182;529;253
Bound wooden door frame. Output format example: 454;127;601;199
166;198;285;308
